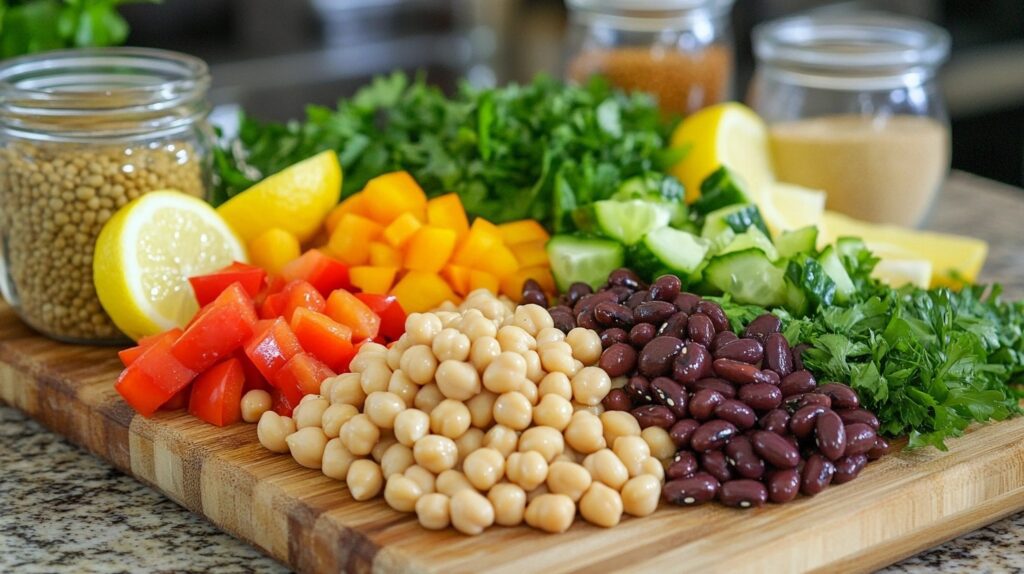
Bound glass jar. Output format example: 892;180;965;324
749;13;951;227
564;0;735;117
0;48;213;344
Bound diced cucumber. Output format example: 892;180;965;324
593;199;671;245
835;237;868;262
719;227;779;261
630;227;711;278
817;245;855;303
776;226;819;259
784;257;836;314
704;248;787;307
692;166;755;216
546;235;625;292
701;204;766;240
612;175;689;227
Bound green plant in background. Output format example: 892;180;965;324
0;0;157;59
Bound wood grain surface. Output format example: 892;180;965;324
2;171;1023;573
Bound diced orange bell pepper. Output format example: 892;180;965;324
390;271;457;313
452;218;502;267
475;243;519;280
469;270;499;295
498;219;549;246
290;308;355;373
279;280;327;322
327;213;383;266
249;228;301;276
441;265;472;297
363;171;427;224
405;226;457;273
325;192;369;235
350;266;398;294
426;193;469;241
383;212;423;250
509;240;549;269
369;242;402;267
501;266;556;300
325;289;381;341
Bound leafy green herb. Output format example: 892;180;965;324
0;0;155;59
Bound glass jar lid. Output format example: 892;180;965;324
566;0;734;16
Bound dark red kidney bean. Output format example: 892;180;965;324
843;423;877;457
709;331;739;354
673;342;713;384
712;358;767;385
766;469;801;503
663;474;719;506
701;450;733;482
650;275;682;302
658;312;690;339
669;419;701;448
576;310;599;330
719;479;768;509
815;411;847;460
673;292;701;315
761;370;781;386
758;409;790;435
695;300;730;333
599;343;637;377
714;338;764;364
714;400;757;430
690;420;738;452
549;310;576;333
688;388;725;421
667;451;699;479
743;314;781;343
520;289;548;308
594;302;634;329
779;370;816;397
565;282;592;307
815;383;860;410
801;454;835;496
833;454;868;484
789;405;829;439
867;437;891;460
784;392;831;413
599;327;628;349
638;336;684;378
738;384;783;412
633;300;677;325
601;388;632;412
763;333;793;377
624;375;653;404
574;291;615;317
750;430;801;469
791;343;809;371
629;323;657;347
687;314;716;348
651;377;689;418
625;290;648;310
837;408;880;430
607;286;633;303
608;268;643;290
691;377;737;398
724;436;765;480
631;405;676;429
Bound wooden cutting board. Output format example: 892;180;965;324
2;303;1023;574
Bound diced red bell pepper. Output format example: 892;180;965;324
270;388;298;417
290;307;355;372
119;328;183;367
188;358;246;427
325;289;380;341
281;249;351;297
171;283;258;373
259;291;287;319
188;261;267;307
115;332;197;417
354;293;406;342
160;385;192;411
273;352;336;399
234;349;272;393
244;317;303;382
280;280;326;322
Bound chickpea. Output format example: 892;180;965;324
329;373;366;408
496;325;535;355
565;327;602;365
299;394;322;405
371;435;398;463
394;408;431;447
641;426;676;461
488;482;527;526
435;360;481;401
432;328;471;362
400;345;437;385
538;372;573;400
525;494;576;534
512;304;554;337
582;449;629;490
639;457;665;481
600;411;642;450
321;438;358;480
240;389;272;423
465;390;497;429
467;293;506;322
415;493;451;530
559;445;585;464
520;380;539;406
518;426;564;463
493;392;533;431
527;484;551;503
319;377;337;399
339;413;380;456
612;436;651;477
454;428;485;465
381;443;415;479
538;341;576;376
506;451;549;491
437;300;459;313
359;363;392;395
384;474;424;513
364;391;406;429
483;424;519;458
482;352;527;394
286;427;329;469
413;434;458;474
533;394;573;430
387;370;419;408
462;447;505;491
413;383;444;414
347;459;383;501
349;344;387;373
450;489;495;536
610;376;628;390
405;312;443;346
403;465;436;494
572;402;604;416
579;482;623;528
546;461;592;502
436;469;476;497
563;411;606;454
458;309;498;341
572;367;611;406
426;399;471;439
386;338;408;370
536;326;565;346
470;336;502;373
524;351;544;384
322;404;359;438
435;310;460;327
621;475;661;517
257;411;296;454
293;397;329;430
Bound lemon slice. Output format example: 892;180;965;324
94;190;247;341
760;181;826;236
217;150;342;243
872;258;933;289
669;102;774;203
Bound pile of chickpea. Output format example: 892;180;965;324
253;289;670;535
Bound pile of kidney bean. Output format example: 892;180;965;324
521;270;891;509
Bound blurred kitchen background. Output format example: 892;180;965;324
116;0;1024;188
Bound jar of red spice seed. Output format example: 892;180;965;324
564;0;736;117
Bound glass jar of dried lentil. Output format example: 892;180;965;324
0;48;212;344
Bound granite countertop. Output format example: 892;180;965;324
2;172;1024;573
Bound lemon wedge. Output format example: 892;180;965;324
93;190;247;340
760;181;826;236
217;150;342;243
669;102;774;203
872;258;933;289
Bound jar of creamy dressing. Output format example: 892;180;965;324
749;13;951;227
